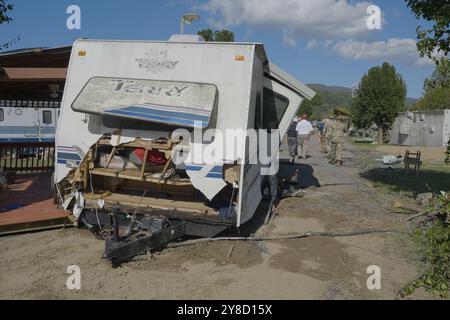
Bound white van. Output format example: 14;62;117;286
55;37;315;265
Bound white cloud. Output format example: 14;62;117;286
331;38;436;66
198;0;436;67
283;31;297;47
200;0;375;39
307;39;318;50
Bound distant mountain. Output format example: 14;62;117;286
406;97;419;107
308;83;353;107
305;83;419;119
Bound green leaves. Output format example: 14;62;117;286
352;62;406;138
0;0;13;25
415;58;450;111
214;30;234;42
197;29;235;42
405;0;450;60
297;94;323;119
400;192;450;299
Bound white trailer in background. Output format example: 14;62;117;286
389;109;450;147
0;100;59;143
55;37;315;265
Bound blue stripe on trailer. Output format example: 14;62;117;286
0;138;55;143
185;165;203;172
0;127;56;134
205;172;223;179
104;108;208;128
57;159;80;165
210;165;223;174
123;105;210;122
57;152;81;161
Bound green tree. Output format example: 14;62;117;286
424;58;450;91
416;87;450;110
297;94;322;118
197;29;214;42
352;63;407;144
405;0;450;61
198;29;235;42
416;58;450;110
0;0;13;24
298;101;313;118
0;0;19;51
214;30;234;42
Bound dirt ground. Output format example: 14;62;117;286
0;135;436;299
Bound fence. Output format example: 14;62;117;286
0;99;61;108
0;142;55;173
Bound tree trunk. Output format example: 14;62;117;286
377;127;384;144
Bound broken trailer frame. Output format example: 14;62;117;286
54;37;315;265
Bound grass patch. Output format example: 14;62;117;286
400;192;450;299
361;164;450;197
350;140;378;149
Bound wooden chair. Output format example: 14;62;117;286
404;150;422;175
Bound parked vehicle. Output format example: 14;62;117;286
0;100;59;143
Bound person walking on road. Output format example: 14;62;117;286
296;114;313;159
330;116;347;167
320;119;329;153
287;117;299;164
323;117;335;158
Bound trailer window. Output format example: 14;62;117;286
262;88;289;130
42;110;52;124
0;108;3;121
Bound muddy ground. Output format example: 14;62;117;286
0;135;436;299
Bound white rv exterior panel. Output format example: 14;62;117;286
56;38;315;228
56;39;257;182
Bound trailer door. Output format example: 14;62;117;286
262;78;304;139
237;78;304;226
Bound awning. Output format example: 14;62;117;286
0;67;67;81
72;77;217;128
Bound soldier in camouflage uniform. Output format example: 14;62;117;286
330;116;348;167
323;117;335;158
320;118;329;153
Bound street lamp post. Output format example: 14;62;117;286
180;13;200;34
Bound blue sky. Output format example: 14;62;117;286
0;0;439;98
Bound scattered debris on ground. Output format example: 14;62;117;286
0;137;438;299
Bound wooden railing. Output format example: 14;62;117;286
0;142;55;173
0;99;61;108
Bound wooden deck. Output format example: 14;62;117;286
0;173;71;235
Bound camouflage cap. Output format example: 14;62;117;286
333;108;350;117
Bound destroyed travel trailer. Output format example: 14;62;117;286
54;37;315;265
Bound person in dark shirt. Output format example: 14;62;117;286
287;117;299;164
